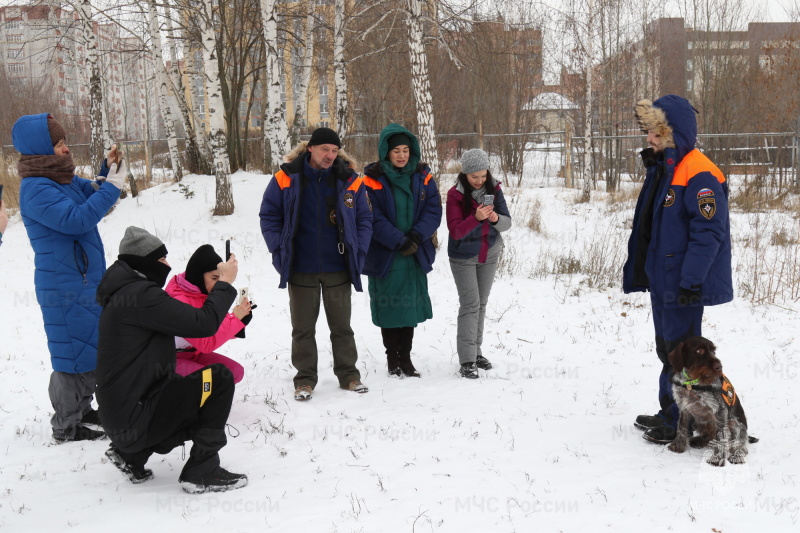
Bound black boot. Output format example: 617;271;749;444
387;351;402;377
178;428;247;493
382;327;403;377
397;327;420;377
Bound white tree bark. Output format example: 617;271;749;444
333;0;349;141
163;0;206;175
405;0;439;177
260;0;291;173
290;7;314;145
78;0;105;173
200;0;234;215
581;0;594;201
148;0;184;182
185;38;213;165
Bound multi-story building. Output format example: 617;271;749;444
1;3;159;143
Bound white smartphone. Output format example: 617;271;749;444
483;194;495;206
238;287;249;305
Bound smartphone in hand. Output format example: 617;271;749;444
483;194;495;206
0;184;4;203
238;287;249;305
225;239;231;261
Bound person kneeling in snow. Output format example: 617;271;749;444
165;244;252;383
96;227;247;493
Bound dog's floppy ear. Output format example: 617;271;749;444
668;342;686;373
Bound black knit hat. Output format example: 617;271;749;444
387;133;412;152
47;115;66;147
308;127;341;148
185;244;223;294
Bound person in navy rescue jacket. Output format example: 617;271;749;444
623;95;732;444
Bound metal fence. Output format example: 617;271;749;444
3;130;797;194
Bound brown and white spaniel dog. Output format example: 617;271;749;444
667;336;750;466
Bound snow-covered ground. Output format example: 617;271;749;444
1;162;798;532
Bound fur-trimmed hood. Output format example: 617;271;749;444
283;140;358;171
635;95;698;162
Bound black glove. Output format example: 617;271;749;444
407;230;423;244
677;286;702;307
398;237;418;256
235;311;253;338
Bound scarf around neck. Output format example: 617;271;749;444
17;154;76;184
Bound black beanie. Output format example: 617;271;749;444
387;133;411;152
308;127;341;148
185;244;223;294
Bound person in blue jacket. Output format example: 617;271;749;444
13;113;127;443
623;95;732;444
259;127;373;401
361;124;442;378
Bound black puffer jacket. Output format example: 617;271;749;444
95;259;236;453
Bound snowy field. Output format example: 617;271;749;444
0;157;798;532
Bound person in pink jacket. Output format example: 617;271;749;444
165;244;252;383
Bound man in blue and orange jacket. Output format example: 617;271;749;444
623;95;732;444
259;128;373;401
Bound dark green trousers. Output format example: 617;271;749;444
288;271;361;389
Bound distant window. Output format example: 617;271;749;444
7;49;23;59
7;34;22;42
686;79;693;91
7;63;24;73
686;59;693;71
5;21;22;30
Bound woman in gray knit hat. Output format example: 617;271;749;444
445;149;512;379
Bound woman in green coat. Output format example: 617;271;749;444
361;124;442;377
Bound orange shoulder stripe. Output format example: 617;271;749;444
423;173;433;186
361;176;383;190
347;176;363;192
671;149;726;187
274;170;292;189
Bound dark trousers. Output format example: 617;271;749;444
48;370;95;435
118;363;234;474
381;327;415;368
651;296;704;428
288;271;360;389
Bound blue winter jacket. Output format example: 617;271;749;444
259;146;373;290
361;162;442;278
623;96;732;307
14;113;121;373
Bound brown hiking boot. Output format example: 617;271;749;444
343;380;368;393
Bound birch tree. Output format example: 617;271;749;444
260;0;291;173
333;0;349;141
147;0;183;181
77;0;106;172
200;0;234;215
405;0;439;176
289;5;314;146
163;0;207;175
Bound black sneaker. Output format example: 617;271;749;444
105;446;154;484
179;466;248;494
475;355;492;370
53;424;106;444
81;409;102;427
459;363;479;379
634;414;664;431
642;424;676;444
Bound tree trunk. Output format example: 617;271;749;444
164;0;204;175
334;0;349;141
581;0;594;202
78;0;104;175
290;8;315;147
186;37;213;173
148;0;184;182
260;0;291;174
201;0;234;215
405;0;439;177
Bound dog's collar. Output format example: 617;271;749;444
681;369;701;389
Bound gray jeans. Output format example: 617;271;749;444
288;271;360;388
449;258;499;364
49;370;95;434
